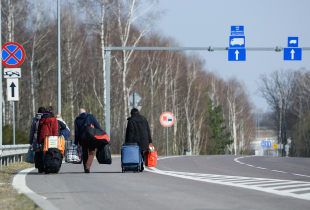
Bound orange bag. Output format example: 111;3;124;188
43;136;65;155
145;151;157;167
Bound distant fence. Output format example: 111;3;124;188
0;144;29;170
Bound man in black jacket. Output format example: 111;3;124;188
125;108;152;171
75;108;102;173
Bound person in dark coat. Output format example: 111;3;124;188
125;108;152;171
75;108;102;173
29;107;45;151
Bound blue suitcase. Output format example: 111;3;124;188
121;142;142;173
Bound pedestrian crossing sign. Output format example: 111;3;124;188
273;143;278;149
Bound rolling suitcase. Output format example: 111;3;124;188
44;148;62;174
121;142;142;173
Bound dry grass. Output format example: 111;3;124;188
0;162;41;210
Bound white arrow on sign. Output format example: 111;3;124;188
290;49;295;60
235;50;239;60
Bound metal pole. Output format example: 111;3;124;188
167;127;168;156
105;51;111;136
13;102;15;145
133;92;135;108
0;1;2;170
57;0;61;114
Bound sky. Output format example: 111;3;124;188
154;0;310;111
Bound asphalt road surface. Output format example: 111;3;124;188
25;155;310;210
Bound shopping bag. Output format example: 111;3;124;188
145;148;157;168
66;144;83;164
26;146;35;163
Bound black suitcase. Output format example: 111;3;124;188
35;149;44;173
96;143;112;164
44;148;62;174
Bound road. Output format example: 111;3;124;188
25;155;310;210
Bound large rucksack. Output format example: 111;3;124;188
44;148;62;174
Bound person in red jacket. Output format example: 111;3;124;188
37;106;58;146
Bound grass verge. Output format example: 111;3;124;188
0;162;41;210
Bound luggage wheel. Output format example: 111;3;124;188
137;165;140;173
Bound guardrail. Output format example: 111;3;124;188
0;144;29;169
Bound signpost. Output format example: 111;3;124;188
229;27;246;61
128;91;142;111
160;112;175;156
2;42;25;146
284;37;302;61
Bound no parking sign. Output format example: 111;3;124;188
2;42;26;67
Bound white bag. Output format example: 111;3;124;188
66;144;82;164
26;146;35;163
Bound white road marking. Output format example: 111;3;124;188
145;167;310;201
12;167;59;210
234;156;309;177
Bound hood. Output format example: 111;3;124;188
76;112;89;119
57;118;70;131
127;113;145;123
35;113;43;120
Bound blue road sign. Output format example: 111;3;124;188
261;141;271;147
288;37;298;47
228;49;246;61
229;36;245;48
284;48;302;61
231;26;244;35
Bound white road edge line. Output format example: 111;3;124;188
12;167;59;210
234;156;309;177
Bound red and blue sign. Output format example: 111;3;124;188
2;42;25;68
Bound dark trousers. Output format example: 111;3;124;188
81;140;95;169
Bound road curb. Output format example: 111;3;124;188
12;167;59;210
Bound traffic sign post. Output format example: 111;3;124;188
229;27;246;61
284;37;302;61
128;91;142;112
160;112;175;156
2;42;25;146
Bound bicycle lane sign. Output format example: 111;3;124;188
2;42;26;68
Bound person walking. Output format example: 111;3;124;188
29;107;45;151
56;113;71;139
37;106;58;153
75;108;102;173
125;108;152;171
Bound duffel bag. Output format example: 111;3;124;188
26;146;35;163
44;148;62;174
66;144;82;164
96;143;112;164
81;115;109;148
